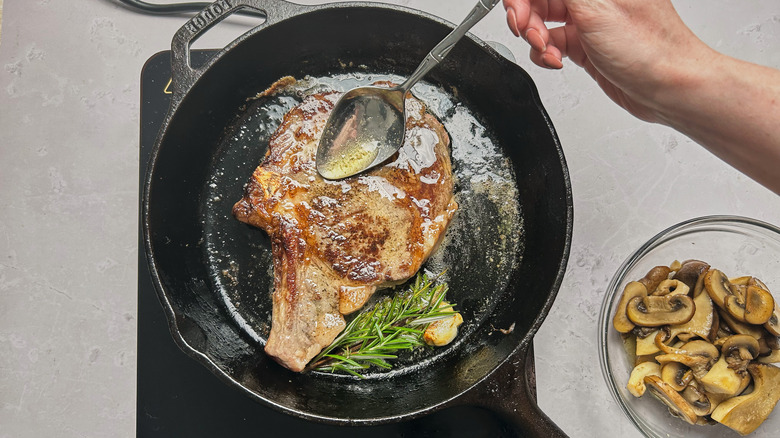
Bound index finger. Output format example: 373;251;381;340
504;0;571;50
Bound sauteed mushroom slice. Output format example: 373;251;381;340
633;325;656;338
681;383;715;417
654;328;690;355
700;355;751;396
724;286;775;325
669;290;715;342
730;277;749;302
638;265;672;295
705;269;733;309
718;309;766;340
627;295;695;327
655;340;719;380
653;328;673;353
627;361;662;397
765;335;780;351
749;276;770;290
673;260;710;293
652;279;690;297
692;267;709;298
746;286;775;325
635;328;662;356
661;361;694;391
643;375;699;425
759;349;780;364
613;281;648;333
711;363;780;435
758;335;778;356
765;300;780;336
721;334;760;373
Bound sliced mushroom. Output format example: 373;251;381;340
705;269;733;309
711;363;780;435
748;276;769;290
717;320;734;339
661;361;693;391
644;375;699;424
655;340;719;380
673;260;710;293
721;334;760;373
651;279;690;297
718;308;766;340
632;325;656;339
627;295;695;327
700;354;751;396
692;267;709;298
654;327;675;353
681;383;714;417
654;329;691;355
669;290;715;342
764;334;780;351
758;336;776;356
613;281;648;333
636;329;662;356
765;300;780;336
758;349;780;364
724;285;775;325
730;276;752;286
752;277;780;335
638;265;672;295
745;286;775;325
707;307;721;343
627;361;662;397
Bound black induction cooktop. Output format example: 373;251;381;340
136;50;529;437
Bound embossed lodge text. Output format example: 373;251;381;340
185;0;233;33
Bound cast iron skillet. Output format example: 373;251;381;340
143;0;573;435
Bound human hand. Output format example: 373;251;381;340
502;0;713;122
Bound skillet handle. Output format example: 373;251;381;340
169;0;309;103
453;342;569;437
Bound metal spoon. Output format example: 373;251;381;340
316;0;501;180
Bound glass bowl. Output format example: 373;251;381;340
598;215;780;437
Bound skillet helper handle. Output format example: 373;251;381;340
457;342;569;437
399;0;502;93
169;0;307;103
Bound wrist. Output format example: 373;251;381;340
642;42;722;127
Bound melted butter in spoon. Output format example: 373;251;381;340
318;139;380;179
317;92;401;179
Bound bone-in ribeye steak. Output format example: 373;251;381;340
232;84;457;372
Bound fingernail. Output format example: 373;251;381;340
506;7;520;37
542;53;563;69
525;28;546;52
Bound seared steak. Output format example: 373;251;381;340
233;85;457;372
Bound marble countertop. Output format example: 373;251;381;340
1;1;778;436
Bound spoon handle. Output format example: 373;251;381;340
399;0;502;93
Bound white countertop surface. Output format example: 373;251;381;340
1;1;779;436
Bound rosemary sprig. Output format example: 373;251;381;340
307;272;456;377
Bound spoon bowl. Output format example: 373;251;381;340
316;0;501;180
316;86;406;179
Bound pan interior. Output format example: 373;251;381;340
146;5;570;423
201;72;524;378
